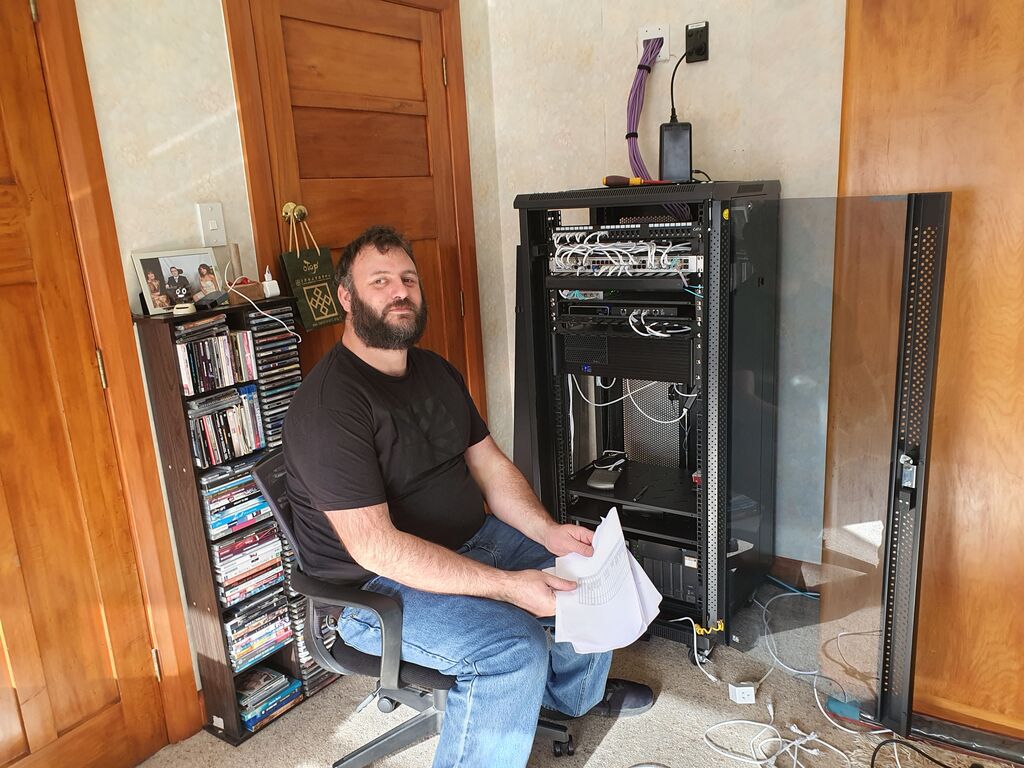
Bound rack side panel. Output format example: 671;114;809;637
878;192;951;734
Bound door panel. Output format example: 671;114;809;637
283;19;425;100
1;292;120;730
247;0;473;381
293;108;430;178
0;4;166;765
301;177;438;242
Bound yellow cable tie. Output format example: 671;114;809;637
694;619;725;636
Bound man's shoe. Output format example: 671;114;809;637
589;678;654;718
540;679;654;721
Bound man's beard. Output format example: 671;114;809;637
348;289;427;350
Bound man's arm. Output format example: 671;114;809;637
325;502;574;616
465;437;594;558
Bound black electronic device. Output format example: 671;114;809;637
196;290;228;309
513;181;781;659
586;468;621;490
659;121;692;182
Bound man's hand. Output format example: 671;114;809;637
543;523;595;558
502;569;577;617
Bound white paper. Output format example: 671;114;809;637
552;508;662;653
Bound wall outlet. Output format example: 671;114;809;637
728;683;757;704
638;24;670;62
196;202;227;247
685;21;709;63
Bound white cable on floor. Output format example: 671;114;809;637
703;704;853;768
759;588;890;737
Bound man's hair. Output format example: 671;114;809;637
335;225;416;293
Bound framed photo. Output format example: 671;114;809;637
133;247;223;315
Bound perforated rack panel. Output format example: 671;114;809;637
701;200;729;627
877;193;951;735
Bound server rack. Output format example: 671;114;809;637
512;182;780;656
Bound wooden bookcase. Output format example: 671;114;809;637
135;299;335;744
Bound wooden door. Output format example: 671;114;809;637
0;5;167;767
839;0;1024;740
237;0;485;404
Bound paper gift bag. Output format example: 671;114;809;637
278;213;342;331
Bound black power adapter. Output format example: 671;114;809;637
659;121;692;182
659;21;707;183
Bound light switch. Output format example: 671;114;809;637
196;202;227;247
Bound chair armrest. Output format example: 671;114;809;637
289;570;402;691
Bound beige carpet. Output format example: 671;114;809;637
141;637;1006;768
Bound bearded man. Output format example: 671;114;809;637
283;225;652;768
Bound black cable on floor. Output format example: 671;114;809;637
871;738;957;768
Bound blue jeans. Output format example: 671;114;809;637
338;515;613;768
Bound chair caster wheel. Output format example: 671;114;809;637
552;735;574;757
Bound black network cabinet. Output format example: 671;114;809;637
512;182;780;655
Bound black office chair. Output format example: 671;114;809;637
252;452;575;767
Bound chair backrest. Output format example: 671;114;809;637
251;451;308;573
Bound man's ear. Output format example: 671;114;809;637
337;283;352;313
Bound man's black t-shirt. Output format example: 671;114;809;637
282;343;489;584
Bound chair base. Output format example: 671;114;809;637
331;686;574;768
333;706;443;768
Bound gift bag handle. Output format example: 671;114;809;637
281;202;321;254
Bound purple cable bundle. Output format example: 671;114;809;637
627;37;663;180
626;38;689;221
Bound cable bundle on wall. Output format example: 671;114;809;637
627;37;663;180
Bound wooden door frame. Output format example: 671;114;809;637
31;1;203;742
222;0;488;413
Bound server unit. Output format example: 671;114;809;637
513;182;780;655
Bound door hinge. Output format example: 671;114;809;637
151;648;162;682
459;290;464;317
29;0;38;22
96;348;108;390
442;56;448;88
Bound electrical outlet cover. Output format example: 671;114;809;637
685;21;709;63
196;201;227;247
728;683;756;704
638;24;670;62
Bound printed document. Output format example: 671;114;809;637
552;507;662;653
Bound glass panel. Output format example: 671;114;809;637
729;194;912;722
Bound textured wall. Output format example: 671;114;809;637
462;0;846;562
76;0;256;314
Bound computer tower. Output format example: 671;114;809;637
512;181;780;654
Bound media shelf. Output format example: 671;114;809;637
135;299;336;744
567;497;698;548
566;461;697;518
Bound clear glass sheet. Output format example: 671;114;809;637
543;192;917;722
729;194;913;720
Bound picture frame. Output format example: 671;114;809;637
133;247;223;315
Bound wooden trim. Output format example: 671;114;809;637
223;0;283;277
33;1;202;743
435;0;486;415
290;88;428;115
914;694;1024;741
392;0;454;11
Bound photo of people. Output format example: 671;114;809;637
133;247;222;314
